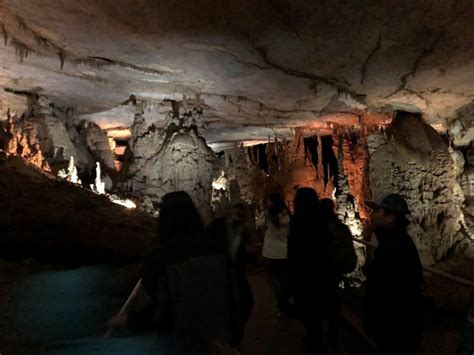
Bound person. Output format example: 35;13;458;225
206;202;256;348
319;198;357;348
256;193;291;318
108;191;233;355
364;193;424;355
288;187;333;354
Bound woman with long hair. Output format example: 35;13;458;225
108;191;232;354
288;187;333;354
257;193;291;317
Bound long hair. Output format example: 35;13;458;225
293;187;319;220
157;191;204;243
291;187;330;250
267;193;288;227
319;198;338;221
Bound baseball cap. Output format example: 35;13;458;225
365;193;410;216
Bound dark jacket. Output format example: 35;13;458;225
288;216;335;318
205;217;255;346
364;226;424;342
138;228;232;355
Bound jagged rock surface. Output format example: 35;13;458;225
2;97;115;180
124;107;220;222
368;113;471;265
0;1;473;143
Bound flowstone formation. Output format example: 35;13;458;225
124;102;220;221
368;112;473;265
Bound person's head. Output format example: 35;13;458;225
365;194;410;229
266;193;288;227
293;187;319;218
319;198;337;220
227;202;247;227
157;191;204;242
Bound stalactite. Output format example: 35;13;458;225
59;51;66;70
274;134;281;171
1;23;8;46
257;144;269;173
303;135;318;170
317;135;323;180
321;135;338;189
11;39;31;62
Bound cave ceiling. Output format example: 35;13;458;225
0;0;473;143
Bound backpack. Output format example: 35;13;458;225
328;221;357;275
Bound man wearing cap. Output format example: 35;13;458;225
363;194;424;355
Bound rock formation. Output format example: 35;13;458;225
368;112;472;265
2;96;115;186
124;102;220;222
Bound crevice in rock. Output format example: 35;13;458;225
200;92;363;118
385;30;446;98
404;89;430;107
246;37;363;102
186;45;270;70
87;56;170;75
360;33;381;86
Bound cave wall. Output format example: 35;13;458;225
368;112;472;265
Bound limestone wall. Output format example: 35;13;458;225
368;112;471;265
125;105;220;222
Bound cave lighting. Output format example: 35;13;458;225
109;196;137;209
212;170;227;190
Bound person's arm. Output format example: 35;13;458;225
106;279;153;333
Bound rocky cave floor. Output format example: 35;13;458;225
0;156;473;354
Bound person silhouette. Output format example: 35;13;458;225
364;194;424;355
108;191;233;355
288;187;333;354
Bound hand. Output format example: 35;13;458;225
107;312;128;329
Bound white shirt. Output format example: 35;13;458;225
257;211;290;259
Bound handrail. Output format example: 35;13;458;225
352;237;474;287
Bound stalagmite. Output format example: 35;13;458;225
58;156;80;185
90;161;105;194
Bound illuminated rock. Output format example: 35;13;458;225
90;162;105;194
368;112;471;265
125;103;220;221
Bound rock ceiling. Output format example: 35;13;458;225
0;0;473;143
